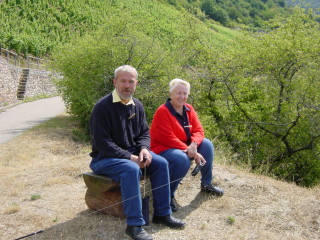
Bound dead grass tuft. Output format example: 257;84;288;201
0;113;319;240
3;203;20;215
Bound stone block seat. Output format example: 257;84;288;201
83;172;150;218
83;172;125;218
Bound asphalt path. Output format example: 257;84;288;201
0;96;66;144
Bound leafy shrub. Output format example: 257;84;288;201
52;19;177;130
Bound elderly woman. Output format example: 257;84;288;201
150;79;224;212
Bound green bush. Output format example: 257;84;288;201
52;20;176;130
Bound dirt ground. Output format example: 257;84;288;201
1;113;319;240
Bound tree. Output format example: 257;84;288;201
201;0;230;25
195;8;320;186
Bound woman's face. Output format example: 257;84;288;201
170;83;189;109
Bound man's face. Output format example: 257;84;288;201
113;71;138;102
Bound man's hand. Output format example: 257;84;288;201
130;148;152;168
130;154;140;167
139;148;152;168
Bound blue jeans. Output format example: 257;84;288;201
159;138;214;199
90;151;172;226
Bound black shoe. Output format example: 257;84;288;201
152;215;186;229
125;226;153;240
170;198;178;212
201;184;224;196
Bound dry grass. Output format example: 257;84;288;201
0;113;319;240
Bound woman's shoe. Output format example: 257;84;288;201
201;184;224;196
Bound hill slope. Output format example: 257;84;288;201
0;113;319;240
0;0;240;57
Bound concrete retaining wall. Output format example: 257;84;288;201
25;69;58;98
0;56;20;107
0;56;57;109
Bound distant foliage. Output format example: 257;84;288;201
287;0;320;14
201;0;229;25
164;0;293;28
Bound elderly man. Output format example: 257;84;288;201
89;65;185;240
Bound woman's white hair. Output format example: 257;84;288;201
169;78;190;94
114;65;138;79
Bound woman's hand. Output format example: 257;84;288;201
194;152;206;166
183;141;198;159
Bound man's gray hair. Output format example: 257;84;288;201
114;65;138;79
169;78;190;94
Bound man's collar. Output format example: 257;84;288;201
112;89;135;105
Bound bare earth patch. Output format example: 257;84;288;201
0;113;319;240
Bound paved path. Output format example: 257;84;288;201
0;96;66;144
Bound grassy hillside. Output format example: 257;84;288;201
1;0;317;57
0;0;240;57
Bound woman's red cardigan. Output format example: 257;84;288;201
150;103;204;154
